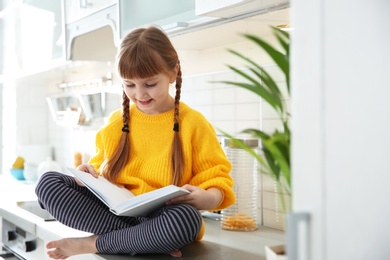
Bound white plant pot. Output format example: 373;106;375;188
265;244;287;260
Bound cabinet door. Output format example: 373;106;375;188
0;0;65;71
119;0;196;38
64;0;117;24
291;1;390;260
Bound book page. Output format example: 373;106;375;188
113;185;190;216
67;168;134;208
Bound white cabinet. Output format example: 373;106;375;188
290;1;390;260
118;0;196;38
64;0;116;24
65;0;199;60
196;0;289;18
0;0;65;72
65;3;118;60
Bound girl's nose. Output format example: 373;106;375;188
135;86;147;98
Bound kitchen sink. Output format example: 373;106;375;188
17;201;56;221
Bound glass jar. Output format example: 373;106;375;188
221;138;259;231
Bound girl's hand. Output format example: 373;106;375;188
74;164;99;186
166;185;222;211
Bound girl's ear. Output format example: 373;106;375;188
169;64;179;83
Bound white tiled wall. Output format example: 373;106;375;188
179;60;288;138
180;69;261;136
1;81;18;171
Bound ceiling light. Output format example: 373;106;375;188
276;24;294;31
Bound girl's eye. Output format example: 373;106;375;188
124;83;135;88
146;83;156;87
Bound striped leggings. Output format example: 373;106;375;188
35;172;202;256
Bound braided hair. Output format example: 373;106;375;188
102;26;184;186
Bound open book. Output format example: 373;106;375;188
67;168;190;217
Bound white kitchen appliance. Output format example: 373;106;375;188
1;218;45;259
1;201;55;259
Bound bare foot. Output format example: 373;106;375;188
46;235;98;259
169;249;182;257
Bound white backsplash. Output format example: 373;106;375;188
181;64;286;136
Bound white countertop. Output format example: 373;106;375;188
0;173;285;259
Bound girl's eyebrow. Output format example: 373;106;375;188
144;76;158;81
123;77;158;83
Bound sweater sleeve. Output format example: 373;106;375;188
184;112;236;211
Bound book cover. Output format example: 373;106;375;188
67;168;190;217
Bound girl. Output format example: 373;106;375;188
36;26;235;259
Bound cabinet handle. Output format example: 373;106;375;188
25;240;37;252
7;231;17;241
162;22;188;31
287;212;310;260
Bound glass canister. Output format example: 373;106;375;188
221;138;259;231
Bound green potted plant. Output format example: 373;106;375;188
219;27;290;260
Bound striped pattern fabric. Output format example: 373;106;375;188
35;172;202;255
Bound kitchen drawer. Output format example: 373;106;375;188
0;208;35;235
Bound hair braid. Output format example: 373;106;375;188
101;91;131;183
122;91;130;126
171;63;184;186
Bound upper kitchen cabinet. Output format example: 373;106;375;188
64;0;119;61
0;0;65;73
118;0;197;38
118;0;289;39
195;0;289;18
65;0;198;61
65;0;116;24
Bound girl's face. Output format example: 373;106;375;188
122;70;177;115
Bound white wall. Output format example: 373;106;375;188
292;0;390;259
178;35;286;136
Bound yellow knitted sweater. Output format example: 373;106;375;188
89;102;235;239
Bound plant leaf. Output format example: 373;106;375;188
226;49;285;114
221;79;282;113
242;127;291;189
270;27;290;93
218;27;292;206
243;34;288;80
271;27;290;54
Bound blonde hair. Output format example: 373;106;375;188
102;26;184;186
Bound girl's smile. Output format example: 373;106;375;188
138;99;153;106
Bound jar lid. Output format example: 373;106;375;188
222;138;259;148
